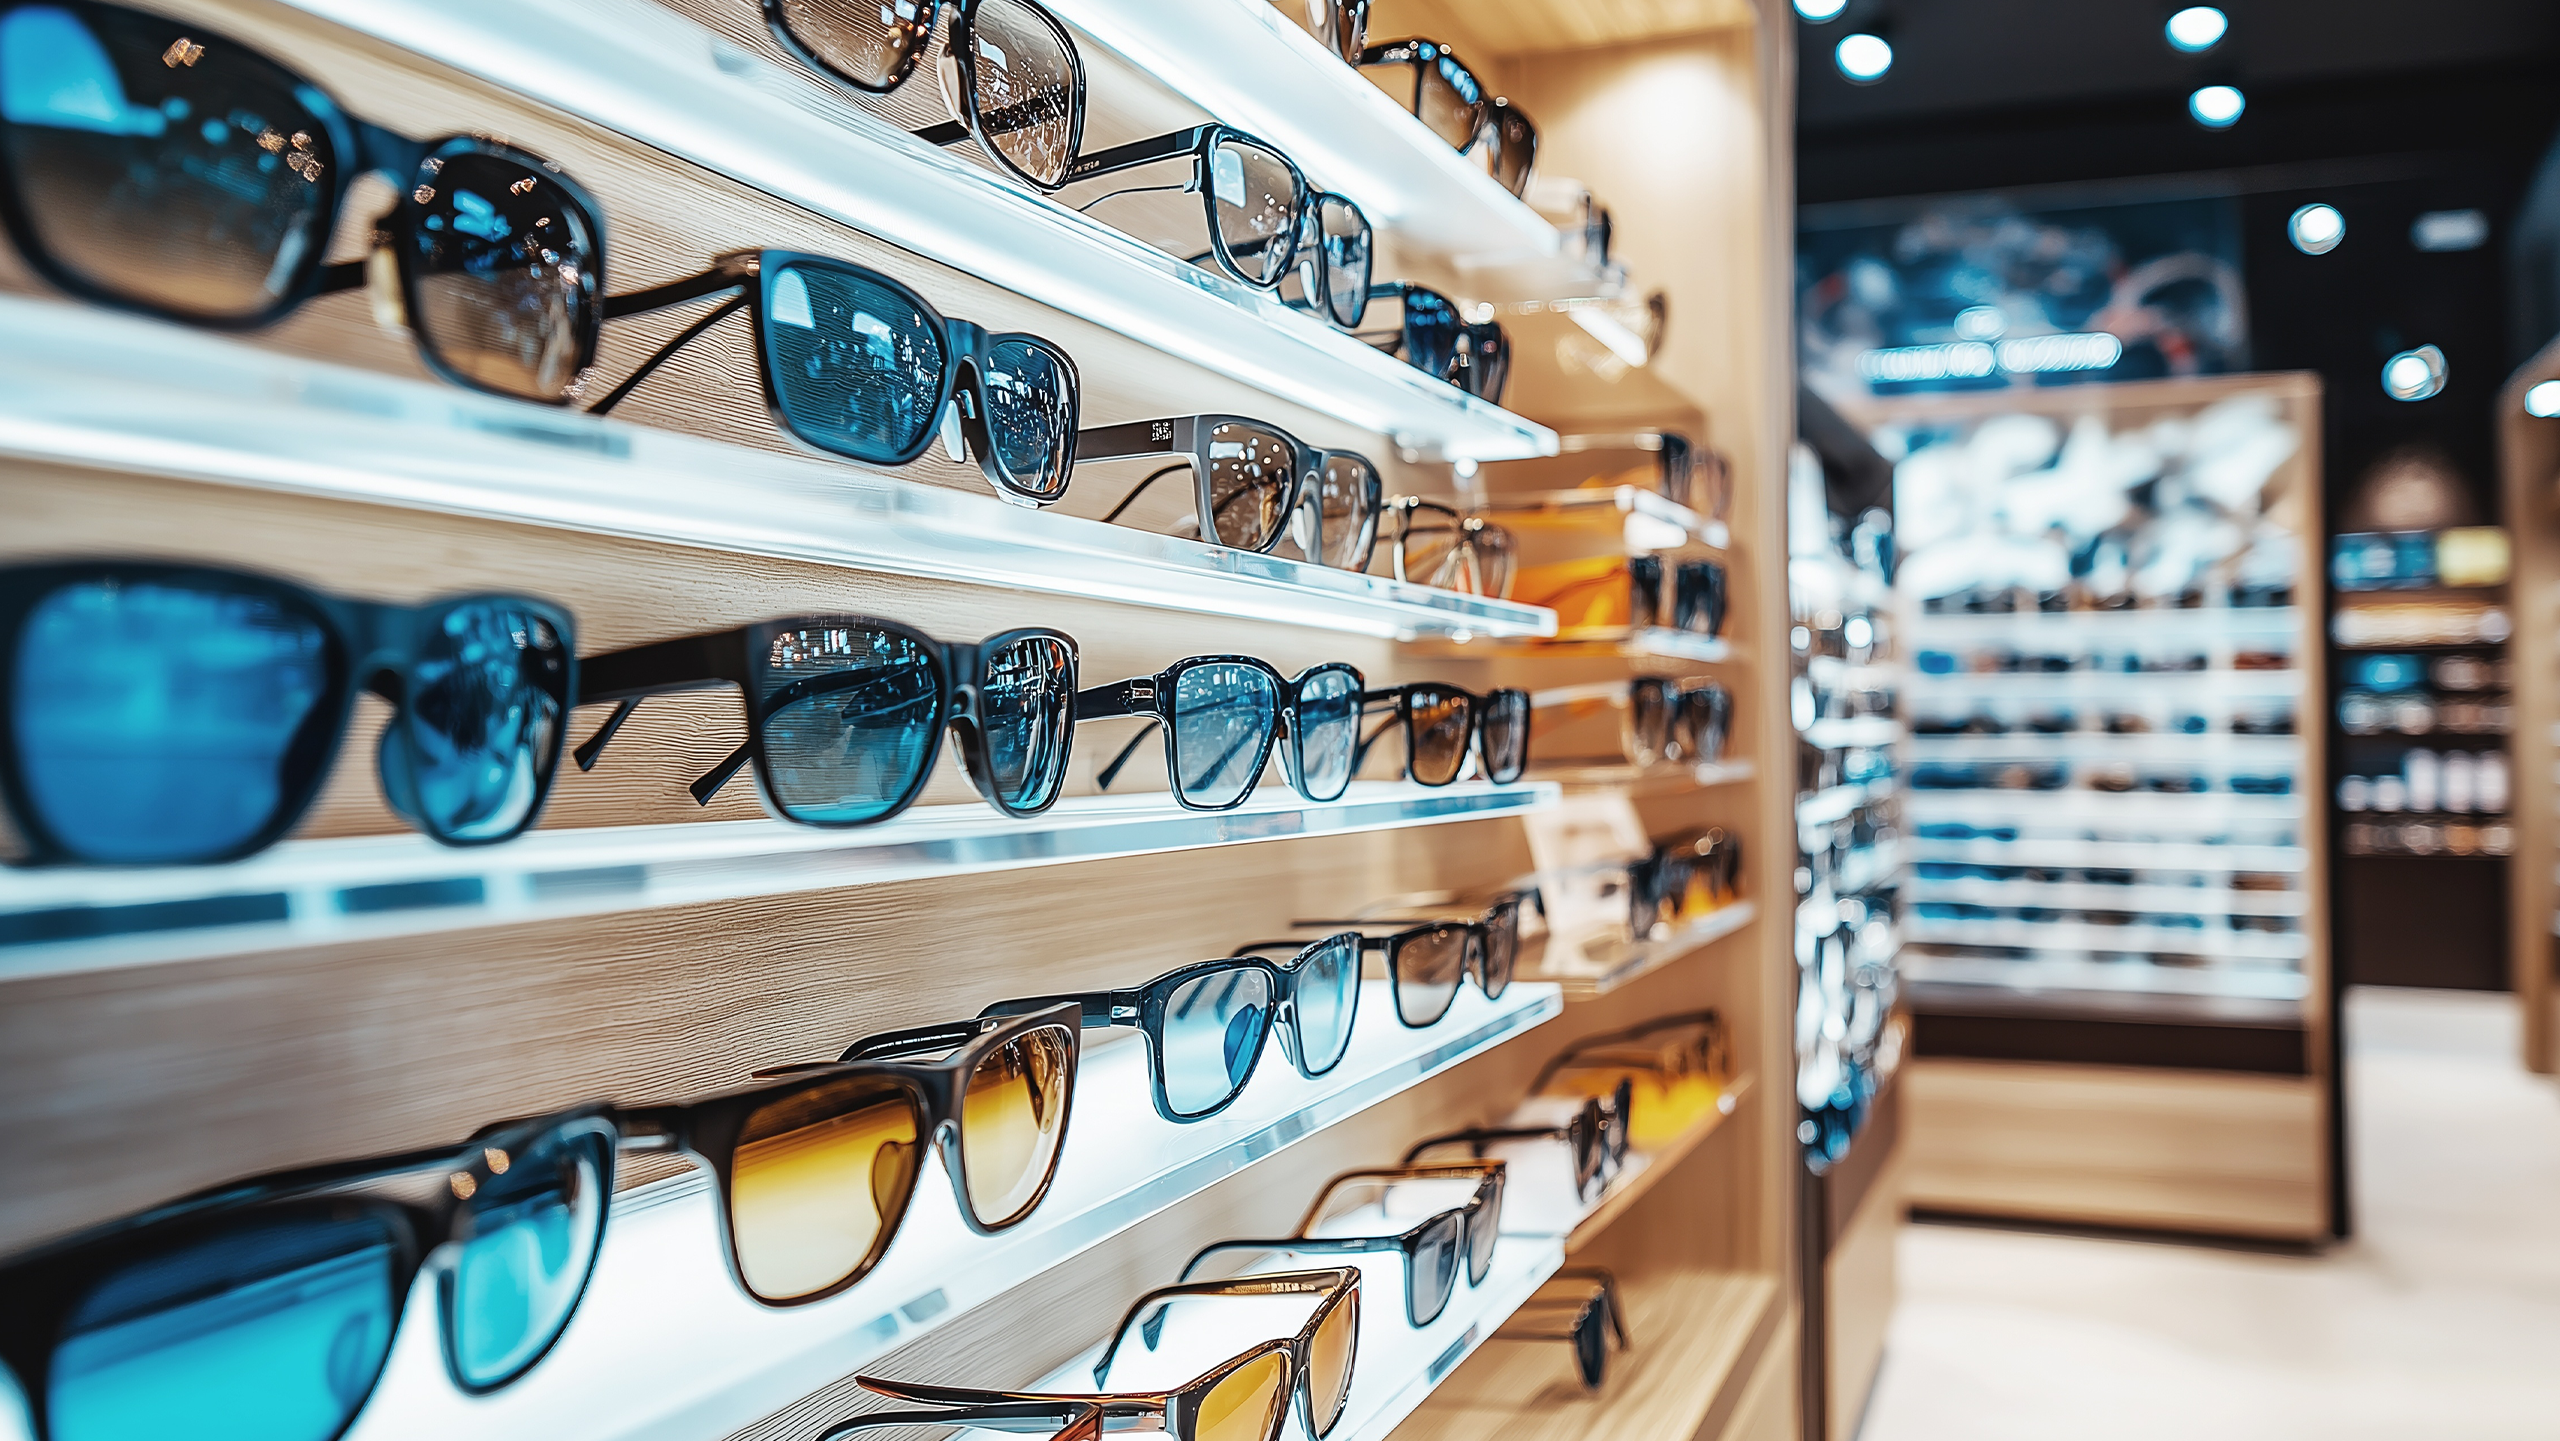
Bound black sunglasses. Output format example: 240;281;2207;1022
1294;0;1371;64
1381;498;1518;597
1062;123;1309;289
1628;827;1743;938
1276;889;1533;1026
1097;1268;1363;1441
1674;559;1729;636
1079;415;1382;567
1482;96;1538;197
571;614;1079;826
1358;281;1460;384
1181;1160;1504;1327
1495;1268;1628;1391
1403;1079;1632;1202
1593;676;1730;767
587;250;1079;506
1353;682;1531;787
1285;190;1375;329
1089;661;1368;806
1357;37;1486;152
0;560;572;866
0;0;607;403
1453;315;1511;403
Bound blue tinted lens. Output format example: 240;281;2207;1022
1292;668;1359;802
976;636;1072;812
12;577;333;863
1170;662;1277;808
448;1126;608;1389
1158;965;1273;1117
979;340;1073;499
1289;936;1359;1073
760;262;945;462
757;627;940;825
396;602;567;844
50;1212;398;1441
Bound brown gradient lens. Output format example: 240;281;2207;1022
774;0;933;89
1404;687;1471;786
968;0;1077;185
1307;1291;1358;1435
959;1024;1073;1226
1205;423;1299;551
1196;1349;1291;1441
729;1076;924;1302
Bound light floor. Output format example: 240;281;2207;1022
1858;987;2560;1441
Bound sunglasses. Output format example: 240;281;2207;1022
1081;415;1383;567
1382;499;1518;598
1357;283;1507;401
1182;1161;1504;1327
967;934;1363;1122
0;561;572;866
1495;1268;1628;1391
587;250;1078;506
1275;889;1532;1026
1555;432;1718;515
1530;677;1729;769
571;614;1078;827
1403;1079;1631;1203
1357;37;1486;152
1293;0;1371;64
1536;1012;1731;1149
1454;314;1512;403
1087;660;1367;807
1628;827;1744;937
843;1339;1297;1441
0;1;607;403
1063;123;1310;290
1096;1268;1362;1441
1482;96;1538;197
767;0;1087;192
1286;190;1376;329
1353;682;1531;787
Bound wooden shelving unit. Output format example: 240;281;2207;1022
2498;334;2560;1073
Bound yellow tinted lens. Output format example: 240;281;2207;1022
1197;1349;1290;1441
960;1025;1072;1226
729;1078;923;1302
1308;1292;1358;1434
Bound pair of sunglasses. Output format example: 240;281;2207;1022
0;0;607;404
1285;191;1375;329
1098;1268;1361;1441
1355;39;1536;196
955;933;1362;1122
833;1317;1305;1441
1079;657;1362;811
1354;683;1531;787
1538;1011;1731;1149
1358;283;1509;401
1080;415;1382;570
0;561;571;867
1629;677;1731;765
1405;1079;1631;1203
1636;558;1726;636
1274;889;1532;1026
1183;1161;1504;1327
0;1007;1077;1441
1381;498;1519;598
1495;1268;1628;1391
1628;827;1743;937
1063;123;1317;291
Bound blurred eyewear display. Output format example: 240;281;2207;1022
590;251;1078;507
843;1339;1297;1441
1510;554;1724;636
1180;1161;1504;1327
1090;1268;1362;1441
1352;681;1531;787
0;561;572;865
1533;1010;1731;1149
1381;498;1517;597
1628;827;1745;938
1089;661;1366;805
1359;283;1509;400
1080;416;1381;568
1289;0;1369;64
1077;655;1344;810
1402;1079;1631;1203
1555;432;1726;518
1494;1268;1628;1391
1480;97;1538;197
572;615;1078;826
1061;124;1314;290
1356;35;1537;197
1529;677;1731;768
1261;888;1534;1026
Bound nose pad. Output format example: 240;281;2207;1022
374;719;429;831
934;44;967;126
939;397;968;462
365;242;406;333
1287;492;1319;558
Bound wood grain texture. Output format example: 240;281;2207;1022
1822;1145;1900;1441
2497;335;2560;1074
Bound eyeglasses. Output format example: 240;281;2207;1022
1093;1268;1362;1441
0;561;572;866
840;1340;1297;1441
1357;38;1486;152
1277;889;1532;1025
1495;1268;1628;1391
1627;828;1744;938
1358;284;1511;401
588;251;1079;506
1283;189;1376;330
767;0;1087;192
1535;1011;1731;1149
1675;559;1729;636
1482;97;1538;197
571;615;1078;826
968;934;1363;1121
1080;416;1382;567
1403;1080;1632;1202
1381;499;1518;598
1454;315;1512;403
1556;432;1710;512
1088;661;1367;807
0;1;608;403
1063;124;1310;289
1531;678;1730;769
1182;1161;1504;1327
1354;682;1531;787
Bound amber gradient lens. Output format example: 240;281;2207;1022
1197;1349;1290;1441
729;1077;924;1302
1307;1292;1358;1435
959;1023;1073;1227
1404;686;1471;786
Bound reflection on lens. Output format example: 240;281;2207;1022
449;1125;608;1387
1397;290;1460;381
0;3;337;321
1308;1290;1358;1434
1208;137;1296;286
1291;667;1360;802
1478;689;1528;783
1317;196;1371;329
1479;899;1518;999
1171;662;1278;807
1203;423;1298;552
773;0;930;89
400;602;567;843
976;635;1073;811
49;1210;399;1441
13;577;332;863
1316;456;1379;571
968;0;1076;185
1159;965;1272;1116
1291;936;1360;1073
1416;52;1482;149
1392;924;1465;1026
1403;686;1470;787
404;148;600;401
730;1076;923;1302
759;627;940;825
1466;1175;1500;1281
1407;1213;1460;1324
761;261;946;463
1196;1348;1288;1441
959;1025;1071;1226
979;338;1074;498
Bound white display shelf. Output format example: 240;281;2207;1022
270;0;1553;462
1798;779;1893;829
1901;951;2312;1003
1805;657;1897;692
1905;877;2308;917
1488;486;1731;552
1906;733;2303;762
1910;607;2301;645
0;781;1556;981
1530;757;1756;794
1902;789;2301;825
1904;669;2300;699
342;979;1562;1441
1524;901;1758;998
1436;629;1735;665
1907;837;2307;872
1802;716;1900;749
1901;915;2310;963
0;297;1555;645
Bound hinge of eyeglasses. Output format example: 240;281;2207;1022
1111;1005;1140;1021
1128;678;1157;706
710;250;763;279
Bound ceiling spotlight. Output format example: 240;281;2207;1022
2382;345;2448;403
1836;33;1893;83
2288;203;2345;255
2527;380;2560;418
1795;0;1848;20
2189;84;2245;127
2165;6;2228;51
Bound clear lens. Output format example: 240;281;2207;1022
756;626;942;825
396;601;567;843
0;1;337;321
402;147;601;402
959;1023;1072;1225
1465;1171;1501;1281
1207;135;1298;286
1202;422;1300;552
1307;1290;1357;1434
11;575;333;863
1316;455;1379;571
1390;923;1465;1025
49;1210;400;1441
1290;666;1360;802
965;0;1076;186
1157;964;1274;1117
730;1075;924;1302
1196;1349;1290;1441
772;0;934;89
978;337;1075;498
448;1125;609;1388
1289;934;1360;1073
1402;685;1471;787
761;260;947;464
976;634;1073;811
1170;661;1280;808
1316;194;1371;328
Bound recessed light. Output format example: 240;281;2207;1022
2382;345;2448;402
2188;84;2244;128
2166;6;2228;51
1795;0;1849;20
2526;380;2560;418
2288;204;2344;255
1836;32;1892;82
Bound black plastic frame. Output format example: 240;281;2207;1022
1074;653;1293;811
1178;1160;1503;1327
1402;1079;1632;1203
1078;414;1382;569
1060;124;1308;289
1352;681;1531;787
1353;37;1487;152
1085;660;1368;806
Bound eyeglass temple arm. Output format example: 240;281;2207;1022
1077;419;1197;465
1060;125;1211;186
862;1376;1175;1423
831;1016;1001;1064
1174;1234;1384;1283
1399;1126;1562;1165
977;992;1141;1030
580;261;761;416
819;1400;1107;1441
572;633;744;771
585;291;749;416
1096;1271;1350;1382
1075;678;1163;723
1101;464;1191;527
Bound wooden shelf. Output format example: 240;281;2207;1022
1566;1076;1754;1252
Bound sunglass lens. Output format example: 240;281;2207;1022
1480;899;1518;1000
47;1209;400;1441
958;1022;1073;1226
1196;1348;1289;1441
1574;1303;1606;1387
1479;687;1529;783
1317;195;1371;328
1631;680;1669;761
771;0;934;90
1291;934;1361;1072
978;337;1076;500
730;1075;925;1301
385;601;569;844
1409;1212;1460;1324
1398;289;1460;382
9;573;335;863
1415;51;1482;149
1493;110;1536;195
761;260;947;464
966;0;1076;186
1159;963;1274;1116
1309;1289;1358;1434
1402;685;1470;786
0;2;336;322
448;1123;610;1388
1171;661;1279;807
1392;922;1465;1026
1207;134;1298;287
1204;421;1299;552
975;634;1074;812
1292;666;1361;802
1469;1171;1502;1281
401;145;602;401
1317;455;1380;571
757;626;941;825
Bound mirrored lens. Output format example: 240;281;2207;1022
1402;685;1470;787
1415;51;1482;149
1316;455;1379;571
449;1125;609;1388
1407;1213;1460;1324
1308;1290;1358;1434
397;601;567;843
965;0;1076;186
1203;422;1300;552
978;337;1075;499
1478;688;1529;783
0;1;337;321
757;626;942;825
771;0;933;89
12;575;334;863
761;260;947;463
1158;964;1273;1117
1207;135;1297;286
1196;1349;1289;1441
402;147;600;401
1291;666;1360;802
1290;935;1360;1073
1171;661;1279;808
1390;923;1465;1026
1316;194;1371;329
959;1023;1072;1225
975;634;1073;812
730;1075;924;1302
49;1210;400;1441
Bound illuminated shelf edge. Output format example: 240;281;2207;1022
1901;952;2312;1003
1526;902;1759;1000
